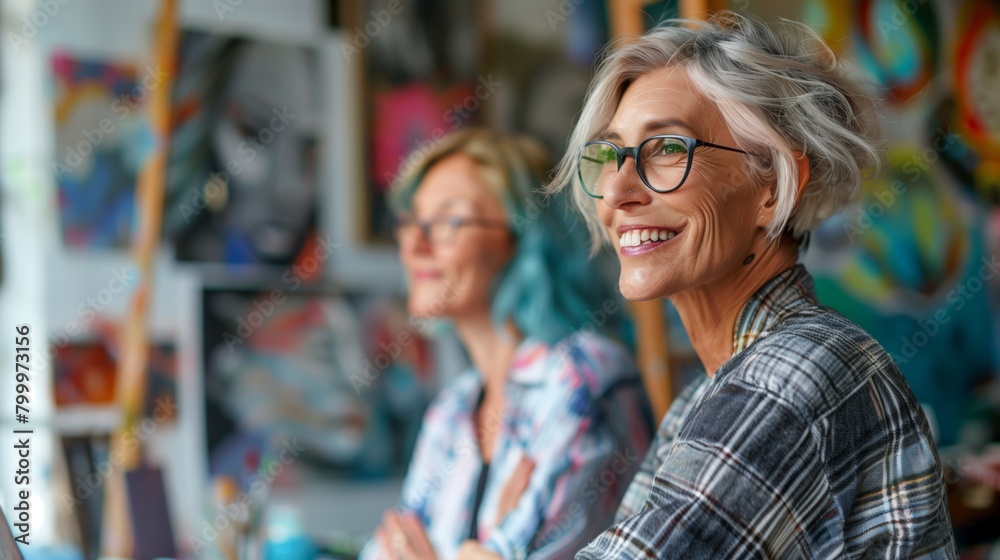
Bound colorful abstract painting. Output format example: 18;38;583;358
853;0;940;104
53;341;117;407
166;31;319;265
52;53;146;248
949;1;1000;204
53;339;177;420
804;149;994;446
201;287;434;483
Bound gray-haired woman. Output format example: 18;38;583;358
549;12;956;559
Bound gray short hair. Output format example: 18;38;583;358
549;11;882;252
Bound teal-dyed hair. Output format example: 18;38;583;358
390;128;625;346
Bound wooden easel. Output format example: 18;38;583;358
100;0;178;555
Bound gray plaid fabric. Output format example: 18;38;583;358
579;265;956;559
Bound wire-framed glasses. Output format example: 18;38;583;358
393;214;509;246
578;134;751;198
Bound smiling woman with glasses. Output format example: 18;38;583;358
360;128;653;560
548;11;956;559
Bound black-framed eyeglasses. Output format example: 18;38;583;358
393;214;509;246
578;134;752;198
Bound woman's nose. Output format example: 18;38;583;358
399;227;433;257
600;157;652;210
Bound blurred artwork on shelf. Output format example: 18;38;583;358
201;286;434;486
54;338;178;421
54;341;117;407
51;52;147;249
165;30;320;266
358;0;483;242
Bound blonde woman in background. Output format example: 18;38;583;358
361;129;653;560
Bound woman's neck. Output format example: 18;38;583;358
670;242;798;377
454;312;521;463
454;312;522;399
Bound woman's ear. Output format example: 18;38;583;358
756;150;809;228
756;181;780;229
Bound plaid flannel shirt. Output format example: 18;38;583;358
578;265;956;559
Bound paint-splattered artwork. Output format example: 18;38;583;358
796;0;1000;447
52;53;148;248
804;149;993;446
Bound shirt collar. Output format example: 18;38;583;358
732;264;817;355
455;337;552;413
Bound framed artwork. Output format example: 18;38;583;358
199;285;435;485
53;341;117;407
51;52;146;249
345;0;486;243
53;339;177;421
164;30;321;266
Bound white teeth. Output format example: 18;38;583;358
619;229;677;247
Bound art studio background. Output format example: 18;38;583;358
0;0;999;558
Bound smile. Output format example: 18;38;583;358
412;270;442;281
618;228;678;247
